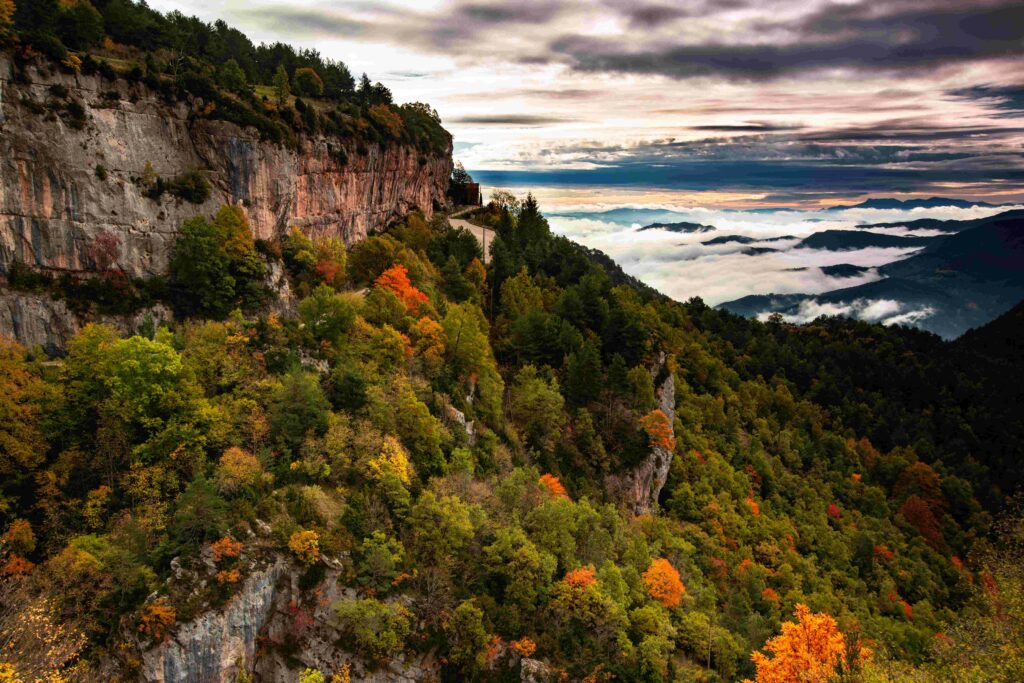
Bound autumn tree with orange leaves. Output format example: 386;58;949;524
743;604;847;683
643;558;685;608
375;264;429;312
640;409;675;452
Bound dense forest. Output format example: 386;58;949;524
1;192;1022;681
2;2;1024;682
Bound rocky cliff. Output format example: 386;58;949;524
606;352;677;515
0;54;451;347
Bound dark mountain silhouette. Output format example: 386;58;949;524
719;210;1024;338
638;221;716;233
826;196;1001;211
796;230;938;250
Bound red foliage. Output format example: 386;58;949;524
746;493;761;517
873;544;895;562
827;503;842;520
899;495;944;549
375;264;429;312
902;600;913;620
761;587;781;605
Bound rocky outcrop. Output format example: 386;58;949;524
0;55;451;280
606;352;677;515
142;559;288;683
0;289;172;354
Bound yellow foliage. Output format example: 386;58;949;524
288;529;321;565
365;436;413;485
743;604;846;683
510;637;537;657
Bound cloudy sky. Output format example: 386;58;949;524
149;0;1024;208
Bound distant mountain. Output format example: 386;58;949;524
796;230;938;250
821;264;871;278
826;196;1001;211
741;247;779;255
718;209;1024;338
703;234;796;246
703;235;755;245
639;221;716;233
855;217;972;232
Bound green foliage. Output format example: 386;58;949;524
332;597;412;662
293;67;324;97
446;600;490;672
272;64;290;106
269;371;330;455
170;205;267;318
299;285;355;346
218;58;248;93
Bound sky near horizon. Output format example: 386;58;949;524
148;0;1024;207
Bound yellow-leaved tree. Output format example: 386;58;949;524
743;604;846;683
0;0;14;39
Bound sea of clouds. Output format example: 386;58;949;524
535;202;1020;308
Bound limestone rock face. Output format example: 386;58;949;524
0;56;450;279
141;559;288;683
606;352;677;515
0;54;451;347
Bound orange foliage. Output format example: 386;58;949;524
746;493;761;517
643;558;685;608
216;568;241;584
873;544;894;562
742;604;846;683
639;409;675;451
539;474;569;499
138;601;177;641
563;566;596;590
510;637;537;657
288;529;321;565
1;554;34;577
375;264;429;312
210;536;243;562
851;473;862;483
761;587;781;605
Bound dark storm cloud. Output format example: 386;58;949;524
449;114;574;125
689;124;798;132
950;86;1024;117
551;1;1024;80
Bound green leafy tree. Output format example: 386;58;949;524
357;532;405;593
55;0;103;49
564;339;602;407
218;58;248;92
293;67;324;97
299;285;355;346
272;64;290;106
171;476;228;545
510;365;566;452
406;491;474;567
269;372;330;455
332;597;412;662
170;206;266;318
446;600;490;672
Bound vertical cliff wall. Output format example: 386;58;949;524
0;55;452;281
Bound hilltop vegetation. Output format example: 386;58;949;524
1;191;1022;681
3;0;450;154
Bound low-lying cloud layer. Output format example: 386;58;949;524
540;200;1019;305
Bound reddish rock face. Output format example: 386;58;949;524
0;56;452;280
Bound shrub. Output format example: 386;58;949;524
169;169;211;204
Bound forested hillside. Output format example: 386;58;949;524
1;193;1022;682
2;2;1024;682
